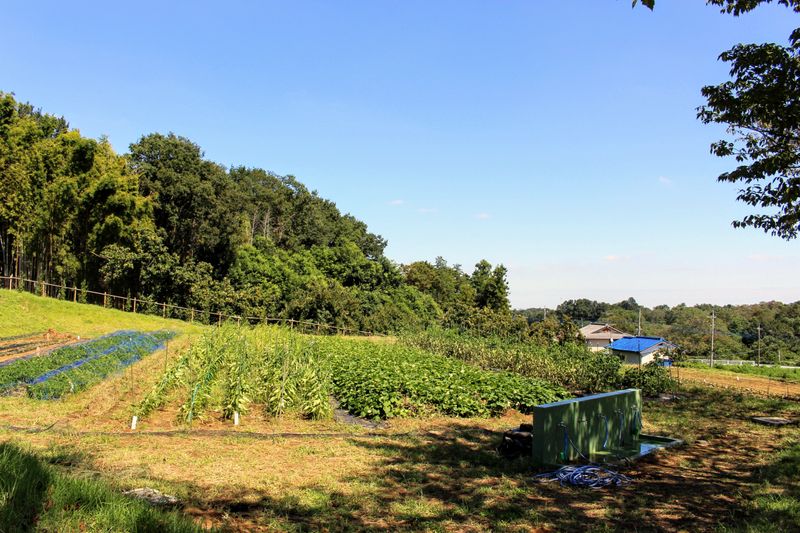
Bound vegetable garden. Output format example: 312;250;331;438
403;328;675;397
0;330;174;399
134;325;567;424
0;330;77;366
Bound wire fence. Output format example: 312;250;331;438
689;358;800;370
0;276;384;338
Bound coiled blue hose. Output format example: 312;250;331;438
535;464;631;489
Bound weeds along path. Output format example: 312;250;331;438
675;367;800;399
58;334;197;431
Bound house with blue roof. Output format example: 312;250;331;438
608;336;676;366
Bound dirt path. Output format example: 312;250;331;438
674;366;800;399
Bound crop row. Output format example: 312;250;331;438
27;331;175;399
137;326;331;424
317;337;567;419
137;325;570;424
402;328;676;396
0;330;174;398
401;328;623;393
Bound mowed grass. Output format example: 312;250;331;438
2;387;798;532
0;290;204;338
681;361;800;383
0;442;202;532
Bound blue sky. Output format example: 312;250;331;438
2;1;798;308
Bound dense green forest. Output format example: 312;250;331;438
0;92;515;333
518;298;800;364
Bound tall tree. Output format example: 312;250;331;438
470;260;510;312
128;133;234;264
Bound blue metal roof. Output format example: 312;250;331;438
608;336;673;353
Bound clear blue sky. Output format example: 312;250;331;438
3;1;798;308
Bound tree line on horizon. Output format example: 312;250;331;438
517;297;800;364
0;92;518;334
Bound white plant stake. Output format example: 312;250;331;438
234;412;240;426
131;415;138;430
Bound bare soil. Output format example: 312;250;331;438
0;329;80;366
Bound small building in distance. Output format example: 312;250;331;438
579;323;632;352
608;336;677;366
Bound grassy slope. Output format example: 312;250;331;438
0;290;203;338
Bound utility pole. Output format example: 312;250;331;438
757;324;762;366
637;309;642;336
710;310;716;368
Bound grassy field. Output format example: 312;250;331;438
1;290;799;531
681;362;800;383
672;365;800;400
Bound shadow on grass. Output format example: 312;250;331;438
189;388;800;532
5;386;797;532
0;442;201;533
0;443;51;531
735;440;800;532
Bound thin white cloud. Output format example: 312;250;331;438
388;199;404;206
417;207;437;214
747;254;784;263
658;176;673;186
475;212;491;220
604;255;621;262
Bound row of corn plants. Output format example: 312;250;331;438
0;331;173;397
137;325;332;425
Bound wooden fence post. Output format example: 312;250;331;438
41;281;46;297
133;297;137;313
103;292;108;307
190;308;194;323
73;286;77;302
162;303;166;318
